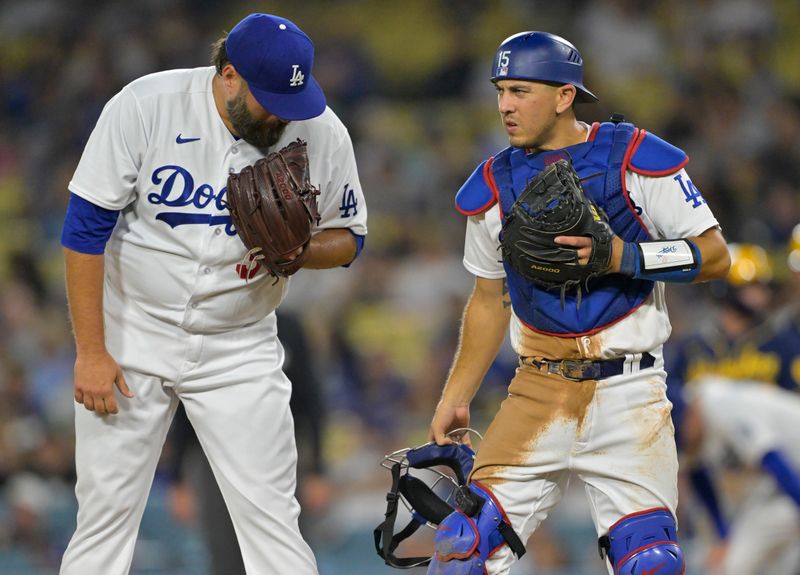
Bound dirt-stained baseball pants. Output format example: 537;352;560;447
474;360;678;575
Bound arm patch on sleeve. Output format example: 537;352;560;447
629;131;689;176
455;160;497;215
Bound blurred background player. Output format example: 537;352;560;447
665;243;775;448
737;224;800;391
666;236;800;434
681;376;800;575
665;243;775;393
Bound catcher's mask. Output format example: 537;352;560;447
373;432;478;569
491;31;598;103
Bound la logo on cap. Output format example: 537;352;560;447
290;65;305;87
225;13;327;120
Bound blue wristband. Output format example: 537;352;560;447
341;232;365;268
619;241;640;277
620;239;701;283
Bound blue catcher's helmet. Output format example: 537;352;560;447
491;31;598;103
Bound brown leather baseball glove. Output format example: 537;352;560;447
226;139;321;278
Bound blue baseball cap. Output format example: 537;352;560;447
225;13;326;121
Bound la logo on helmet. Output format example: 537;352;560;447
289;64;305;86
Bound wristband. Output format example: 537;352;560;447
620;239;701;283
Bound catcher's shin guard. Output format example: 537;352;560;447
427;482;524;575
599;509;684;575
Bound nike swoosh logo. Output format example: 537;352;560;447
176;134;201;144
642;561;666;575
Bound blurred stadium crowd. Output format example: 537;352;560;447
0;0;799;574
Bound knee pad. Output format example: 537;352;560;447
427;482;525;575
599;509;685;575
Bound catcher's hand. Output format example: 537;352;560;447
226;139;321;278
500;159;613;303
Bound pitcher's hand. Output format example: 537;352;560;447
73;350;133;415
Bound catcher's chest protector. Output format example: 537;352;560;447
493;122;654;335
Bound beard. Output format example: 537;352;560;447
226;91;288;151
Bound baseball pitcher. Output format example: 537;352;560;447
59;13;367;575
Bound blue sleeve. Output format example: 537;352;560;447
689;465;729;539
351;232;365;258
341;231;365;268
761;450;800;508
61;193;120;255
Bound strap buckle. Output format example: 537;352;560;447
555;359;601;381
598;534;610;560
520;356;604;381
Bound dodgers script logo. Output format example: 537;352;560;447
148;165;236;235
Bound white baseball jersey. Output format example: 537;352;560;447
463;166;718;357
69;66;367;333
689;377;800;575
60;67;367;575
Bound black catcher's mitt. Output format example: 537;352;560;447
227;139;321;278
500;159;613;303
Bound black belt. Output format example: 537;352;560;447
518;352;655;381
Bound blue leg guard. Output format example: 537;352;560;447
600;509;685;575
427;483;524;575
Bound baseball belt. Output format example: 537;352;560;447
518;352;656;381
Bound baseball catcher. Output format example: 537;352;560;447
427;28;731;575
500;158;612;306
227;138;321;278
